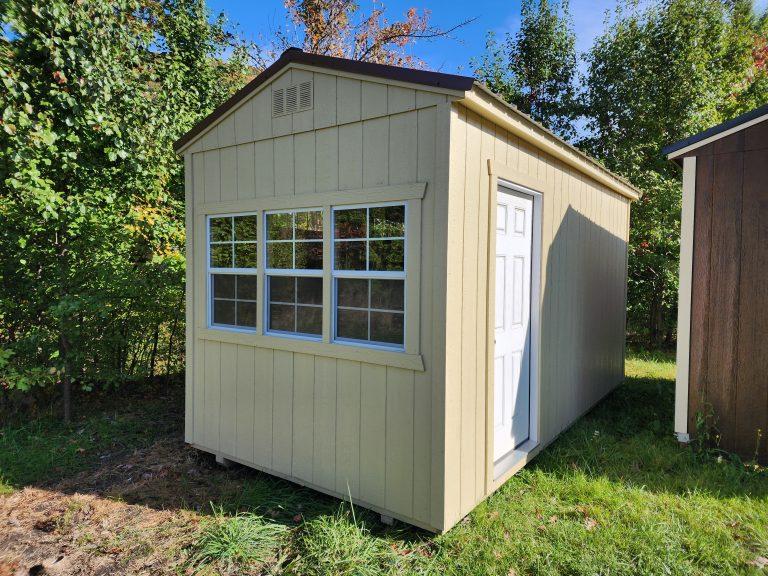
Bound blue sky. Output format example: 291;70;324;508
207;0;632;74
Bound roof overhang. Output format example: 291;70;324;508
461;84;641;201
663;102;768;161
174;48;474;153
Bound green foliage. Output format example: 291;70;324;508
0;0;254;412
189;506;288;572
581;0;768;345
473;0;578;138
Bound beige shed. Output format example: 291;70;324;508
175;48;640;532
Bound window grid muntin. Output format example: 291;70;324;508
266;275;323;338
209;215;258;270
331;202;407;349
207;213;258;332
264;208;323;338
211;274;257;328
332;203;406;274
265;208;323;273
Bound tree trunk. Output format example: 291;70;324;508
60;333;72;424
149;324;160;377
648;289;664;349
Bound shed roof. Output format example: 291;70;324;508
174;48;640;200
663;103;768;159
173;48;474;152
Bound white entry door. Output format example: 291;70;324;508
494;187;534;461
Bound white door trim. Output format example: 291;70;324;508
492;179;542;480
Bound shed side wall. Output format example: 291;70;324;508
443;103;630;527
687;121;768;464
186;72;452;530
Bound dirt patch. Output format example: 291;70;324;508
0;486;200;575
0;438;226;575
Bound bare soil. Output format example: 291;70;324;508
0;438;220;576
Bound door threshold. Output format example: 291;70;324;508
493;438;538;480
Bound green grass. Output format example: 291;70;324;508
0;383;180;494
2;354;766;575
189;506;288;573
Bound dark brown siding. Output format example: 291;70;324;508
688;120;768;464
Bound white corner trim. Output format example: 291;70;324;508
674;156;696;436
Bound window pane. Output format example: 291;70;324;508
370;205;405;238
267;212;293;240
213;274;236;299
369;239;404;271
236;275;257;300
267;242;292;268
334;208;366;239
370;279;404;311
297;305;322;335
210;244;233;268
337;309;368;340
210;217;232;242
213;299;236;326
295;241;323;269
334;241;366;270
269;276;295;303
234;243;257;268
370;311;404;345
269;304;295;332
234;215;258;241
297;277;322;305
295;211;323;239
237;301;257;327
337;278;368;308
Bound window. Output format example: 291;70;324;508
265;209;323;337
208;215;258;329
333;204;406;348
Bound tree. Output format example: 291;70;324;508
581;0;768;346
0;0;253;421
472;0;578;139
278;0;473;67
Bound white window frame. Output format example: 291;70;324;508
331;201;407;351
206;213;259;333
263;207;324;340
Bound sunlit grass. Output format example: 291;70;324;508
2;352;766;575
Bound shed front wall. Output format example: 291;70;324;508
443;103;630;526
685;122;768;464
184;67;454;531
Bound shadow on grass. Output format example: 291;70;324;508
1;367;764;537
0;379;426;542
530;374;768;500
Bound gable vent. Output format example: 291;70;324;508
272;80;314;117
299;81;312;110
272;88;285;116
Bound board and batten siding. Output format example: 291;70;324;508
184;66;453;530
442;103;630;526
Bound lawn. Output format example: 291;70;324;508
1;352;766;575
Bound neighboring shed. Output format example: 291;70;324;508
175;48;639;532
665;106;768;464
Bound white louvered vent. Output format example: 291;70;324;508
272;80;313;117
299;81;312;110
272;88;285;116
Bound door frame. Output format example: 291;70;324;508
485;166;543;490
